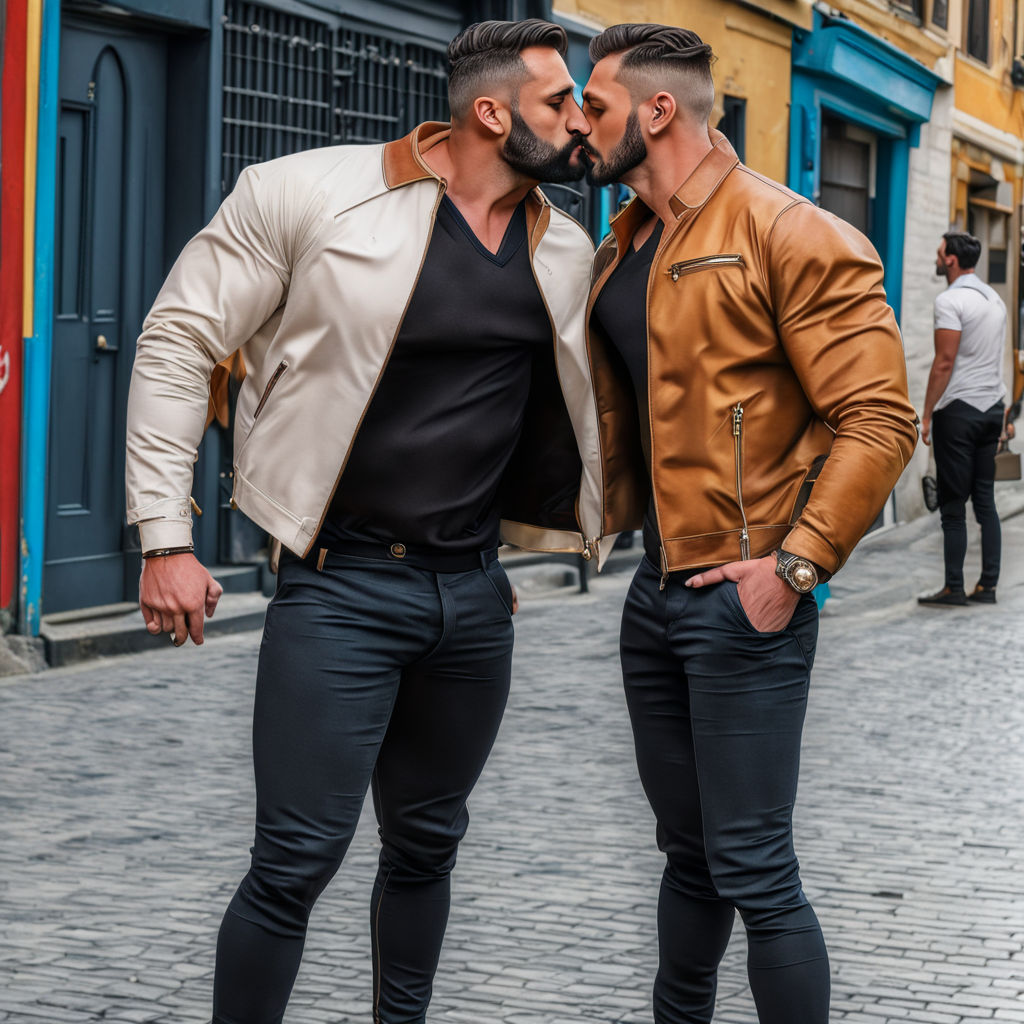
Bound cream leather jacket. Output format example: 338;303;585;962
126;124;612;564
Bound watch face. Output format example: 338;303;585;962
790;560;817;592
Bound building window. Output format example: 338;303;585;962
818;114;875;236
931;0;949;29
221;1;449;194
966;0;990;62
717;96;746;163
890;0;923;19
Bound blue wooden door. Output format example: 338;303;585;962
45;20;167;613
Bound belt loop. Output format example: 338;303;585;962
316;547;328;572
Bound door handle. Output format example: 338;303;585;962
95;334;117;353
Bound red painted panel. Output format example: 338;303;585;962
0;0;28;612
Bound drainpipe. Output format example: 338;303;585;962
19;0;58;636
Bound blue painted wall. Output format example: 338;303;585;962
788;10;944;326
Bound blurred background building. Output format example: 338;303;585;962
2;0;1022;636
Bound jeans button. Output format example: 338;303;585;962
389;542;407;559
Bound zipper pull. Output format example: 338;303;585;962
739;528;750;561
581;538;594;562
190;496;203;517
732;403;743;436
670;265;681;282
659;548;669;591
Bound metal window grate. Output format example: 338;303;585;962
222;2;448;193
333;28;448;145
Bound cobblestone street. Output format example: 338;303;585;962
2;503;1023;1024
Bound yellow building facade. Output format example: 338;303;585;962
554;0;810;182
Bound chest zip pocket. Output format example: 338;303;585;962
667;253;744;282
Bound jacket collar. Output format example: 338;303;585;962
609;128;740;251
668;129;739;216
382;121;552;247
382;122;450;187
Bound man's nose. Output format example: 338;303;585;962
566;97;590;136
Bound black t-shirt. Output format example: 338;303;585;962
591;221;664;560
318;195;551;555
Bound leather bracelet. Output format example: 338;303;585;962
142;546;195;559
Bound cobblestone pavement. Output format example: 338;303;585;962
2;499;1023;1023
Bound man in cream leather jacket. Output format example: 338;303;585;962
126;20;599;1023
577;23;919;1024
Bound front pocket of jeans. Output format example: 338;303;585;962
483;562;514;616
721;580;787;636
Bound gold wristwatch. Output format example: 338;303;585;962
774;550;818;594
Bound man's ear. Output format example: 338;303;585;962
472;96;509;137
644;91;678;136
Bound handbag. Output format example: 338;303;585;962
994;439;1021;481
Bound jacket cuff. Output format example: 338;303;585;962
781;525;841;577
131;496;194;554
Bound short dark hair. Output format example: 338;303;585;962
943;230;982;270
589;23;715;124
446;19;568;122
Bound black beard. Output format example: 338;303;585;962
584;110;647;187
502;107;585;183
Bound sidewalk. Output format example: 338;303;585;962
1;485;1022;1022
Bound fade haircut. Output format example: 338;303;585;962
589;23;715;125
943;230;982;270
447;19;568;122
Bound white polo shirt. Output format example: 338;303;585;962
933;274;1007;412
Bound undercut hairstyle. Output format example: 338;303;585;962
589;23;715;125
447;19;568;122
943;230;982;270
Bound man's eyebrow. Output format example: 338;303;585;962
547;84;575;99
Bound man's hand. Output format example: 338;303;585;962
920;414;932;446
140;553;223;646
685;555;800;633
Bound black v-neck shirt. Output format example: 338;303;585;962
318;196;551;555
592;221;664;560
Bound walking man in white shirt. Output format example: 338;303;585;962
920;230;1011;606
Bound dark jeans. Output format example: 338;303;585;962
620;556;828;1024
212;550;514;1024
932;399;1004;590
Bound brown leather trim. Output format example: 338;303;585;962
382;122;450;189
526;196;550;256
662;525;790;571
668;129;740;217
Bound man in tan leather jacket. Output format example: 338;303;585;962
126;20;600;1023
579;24;918;1024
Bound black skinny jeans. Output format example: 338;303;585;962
620;557;829;1024
212;551;514;1024
932;399;1004;591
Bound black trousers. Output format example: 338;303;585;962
212;551;514;1024
932;399;1004;591
620;557;829;1024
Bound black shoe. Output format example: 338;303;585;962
918;586;968;607
967;584;997;604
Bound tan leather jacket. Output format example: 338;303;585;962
127;124;615;564
587;131;918;577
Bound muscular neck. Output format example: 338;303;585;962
421;128;536;251
622;127;714;226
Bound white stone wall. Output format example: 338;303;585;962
894;83;955;522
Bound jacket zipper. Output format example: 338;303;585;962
667;253;744;282
733;402;751;561
298;182;448;556
253;360;288;420
642;219;688;591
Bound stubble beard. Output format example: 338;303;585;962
584;110;647;187
501;106;586;184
